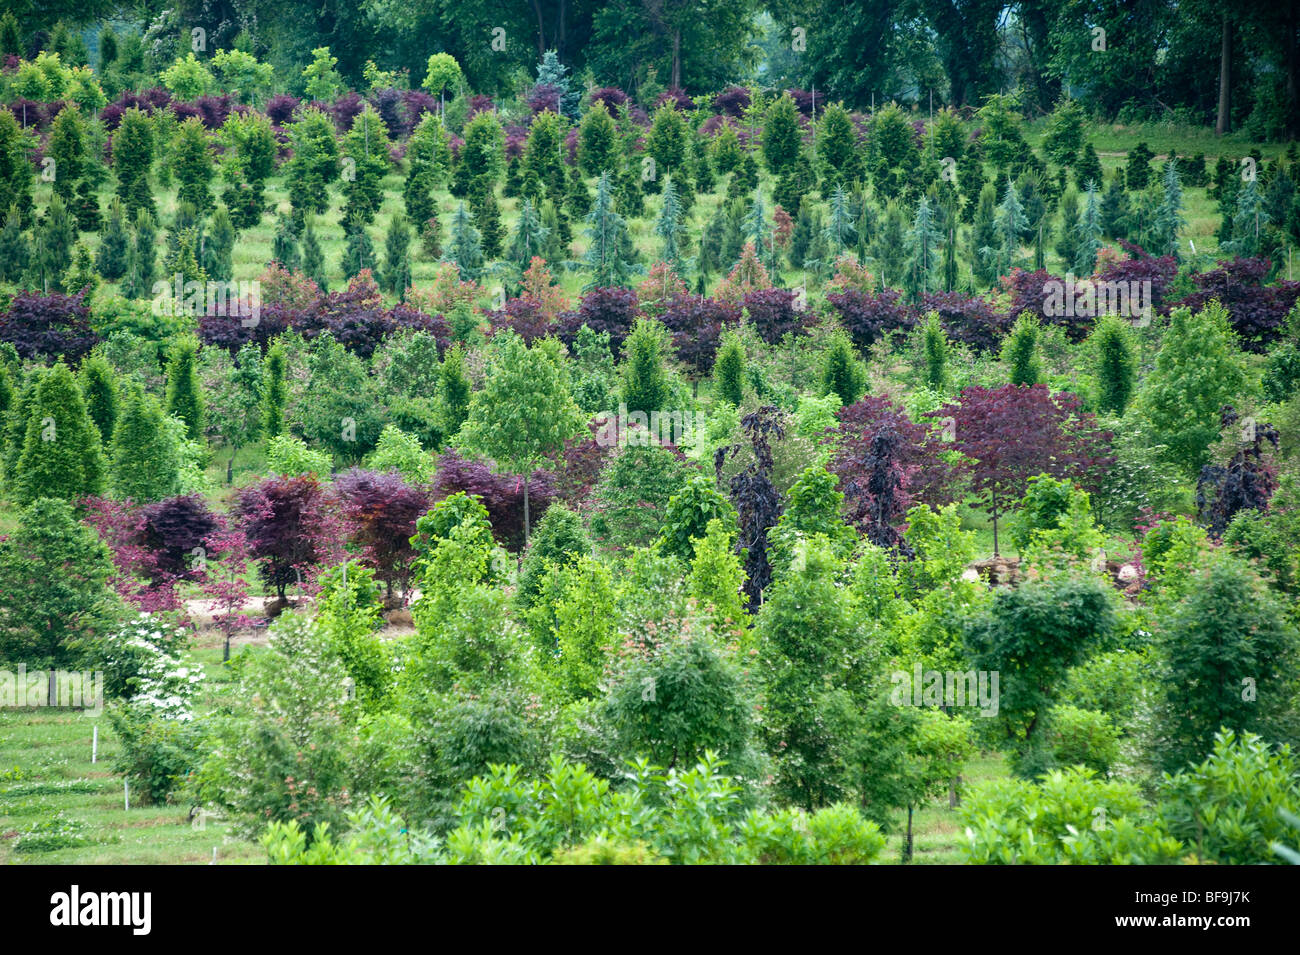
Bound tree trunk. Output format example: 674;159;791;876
949;775;962;809
904;804;914;862
671;28;681;90
532;1;547;57
1288;7;1299;139
557;0;567;58
991;499;1000;557
227;448;236;484
523;479;531;545
1216;14;1232;136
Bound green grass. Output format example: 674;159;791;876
0;645;262;865
885;752;1008;864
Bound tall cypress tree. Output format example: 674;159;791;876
1002;314;1043;386
655;173;686;268
0;204;27;281
474;191;505;261
14;362;106;504
203;204;236;282
1073;181;1103;274
164;335;205;441
921;311;950;393
714;331;746;406
79;354;119;444
1091;315;1136;414
382;214;413;296
111;382;181;502
341;224;377;278
301;219;328;291
261;339;287;438
0;107;34;226
620;319;670;416
95;198;130;280
173;116;215;215
113;107;155;220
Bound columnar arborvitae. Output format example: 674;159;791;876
203;204;236;282
1091;315;1136;414
382;214;413;296
272;212;300;271
820;332;866;405
1002;314;1043;386
77;355;119;446
474;191;505;260
620;319;671;416
301;219;327;291
921;311;950;392
341;106;391;229
113;107;155;220
48;107;88;208
0;204;27;281
173;116;215;215
578;105;618;177
261;340;287;438
763;93;801;176
714;331;746;406
164;335;206;441
403;113;449;227
0;108;34;225
121;210;158;299
95;198;130;280
14;362;107;504
110;382;181;502
285;108;340;224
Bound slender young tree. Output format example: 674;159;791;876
582;171;637;290
1090;315;1136;415
164;335;206;441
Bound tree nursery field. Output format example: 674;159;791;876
0;0;1298;882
